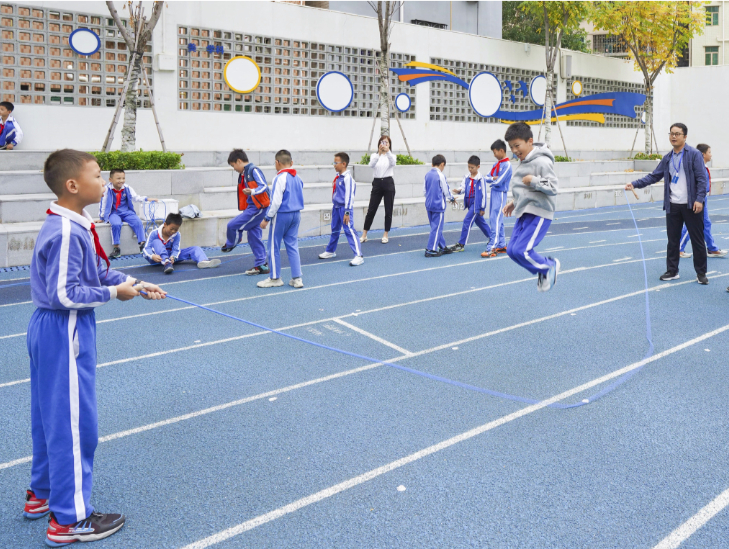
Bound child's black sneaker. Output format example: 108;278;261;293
109;246;121;259
424;249;442;258
449;243;465;253
138;241;145;252
697;273;709;285
439;246;453;255
23;489;49;520
46;511;125;547
164;263;174;275
221;244;235;253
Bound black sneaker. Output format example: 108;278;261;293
449;243;465;253
138;241;145;252
46;511;125;546
424;249;442;258
697;274;709;285
439;246;453;255
164;263;174;275
109;246;121;259
659;271;680;281
221;244;235;253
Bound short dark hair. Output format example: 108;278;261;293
467;155;481;166
228;149;248;164
670;123;688;136
165;212;183;226
432;154;446;166
696;143;710;154
335;152;349;167
504;122;533;143
43;149;98;196
491;139;507;152
109;168;125;178
0;101;14;112
275;149;292;165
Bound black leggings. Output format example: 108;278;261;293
363;177;396;232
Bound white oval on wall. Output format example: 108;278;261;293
468;72;502;118
395;92;411;112
316;71;354;112
530;75;547;107
69;28;101;56
224;56;261;94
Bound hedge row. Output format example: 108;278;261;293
89;150;184;171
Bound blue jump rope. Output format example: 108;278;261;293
141;189;654;410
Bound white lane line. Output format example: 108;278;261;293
181;322;729;549
652;486;729;549
573;227;589;230
607;222;621;226
0;256;667;390
589;240;607;244
0;300;31;308
627;233;643;238
332;318;412;356
612;257;632;262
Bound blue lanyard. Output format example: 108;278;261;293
672;150;684;175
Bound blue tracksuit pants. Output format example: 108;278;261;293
507;213;555;275
268;211;302;279
225;206;267;267
325;207;362;257
28;308;98;525
427;210;446;251
457;203;491;246
680;199;718;253
145;239;208;265
108;208;145;245
488;189;508;250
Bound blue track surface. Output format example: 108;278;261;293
2;200;729;548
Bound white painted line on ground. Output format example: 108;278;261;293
181;322;729;549
589;240;607;244
0;300;31;308
573;227;589;230
607;222;621;226
652;486;729;549
332;318;412;356
612;257;632;262
627;234;643;238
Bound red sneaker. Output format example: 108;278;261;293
46;511;125;547
23;489;50;520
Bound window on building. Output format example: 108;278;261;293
706;46;719;65
706;5;719;26
411;19;447;30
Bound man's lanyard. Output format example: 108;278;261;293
671;151;684;184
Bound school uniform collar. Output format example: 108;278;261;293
48;202;94;230
335;170;350;180
466;171;483;181
156;225;176;244
109;183;127;191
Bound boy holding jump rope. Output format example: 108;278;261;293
25;149;166;546
502;122;560;292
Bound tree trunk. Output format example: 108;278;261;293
543;69;553;147
121;51;143;151
378;50;390;137
644;82;652;154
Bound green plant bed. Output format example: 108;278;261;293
554;155;573;162
89;150;184;171
357;153;424;166
632;152;662;160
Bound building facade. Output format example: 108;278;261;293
690;1;727;66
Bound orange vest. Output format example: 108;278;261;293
237;170;270;211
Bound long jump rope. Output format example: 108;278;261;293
130;189;655;410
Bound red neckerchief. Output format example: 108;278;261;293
468;178;475;198
112;188;123;209
279;168;297;177
46;209;110;272
707;167;711;195
332;174;339;195
490;158;509;178
0;121;4;136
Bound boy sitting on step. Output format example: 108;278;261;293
142;212;221;274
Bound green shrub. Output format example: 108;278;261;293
554;155;573;162
396;154;424;165
633;152;662;160
359;153;371;165
89;150;184;171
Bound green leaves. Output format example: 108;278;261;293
395;154;424;165
503;1;590;53
88;150;184;171
633;152;663;160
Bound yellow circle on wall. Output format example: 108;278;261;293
223;56;261;94
571;80;583;96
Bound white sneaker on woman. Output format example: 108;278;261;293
381;236;389;244
359;234;367;243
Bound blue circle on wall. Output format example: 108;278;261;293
395;93;411;112
69;28;101;56
468;72;502;118
316;71;354;112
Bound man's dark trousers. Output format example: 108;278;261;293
666;202;707;276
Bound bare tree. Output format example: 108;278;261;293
368;1;400;138
105;1;163;151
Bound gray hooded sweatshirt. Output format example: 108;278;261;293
510;143;558;220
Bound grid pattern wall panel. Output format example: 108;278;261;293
0;3;153;108
428;58;556;123
176;25;415;118
566;76;644;128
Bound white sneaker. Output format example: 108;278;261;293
197;259;221;269
257;277;284;288
319;251;337;259
381;236;389;244
359;234;367;243
708;249;728;257
289;277;304;288
680;251;692;258
350;255;364;266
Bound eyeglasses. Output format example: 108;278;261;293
669;132;685;137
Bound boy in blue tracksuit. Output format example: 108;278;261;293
0;100;23;149
98;168;158;258
502;123;560;292
222;149;271;276
449;155;490;253
26;149;165;546
424;154;457;257
257;149;305;288
482;139;513;258
318;152;364;266
143;212;221;274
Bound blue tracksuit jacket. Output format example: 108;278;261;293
424;167;453;212
143;226;181;261
332;170;356;213
99;183;148;221
0;114;23;147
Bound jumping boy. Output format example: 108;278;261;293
222;149;271;276
424;154;456;257
258;149;305;288
143;212;221;274
26;149;165;546
502;122;560;291
449;155;490;253
481;139;513;258
318;152;364;266
99;168;158;259
0;100;23;149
